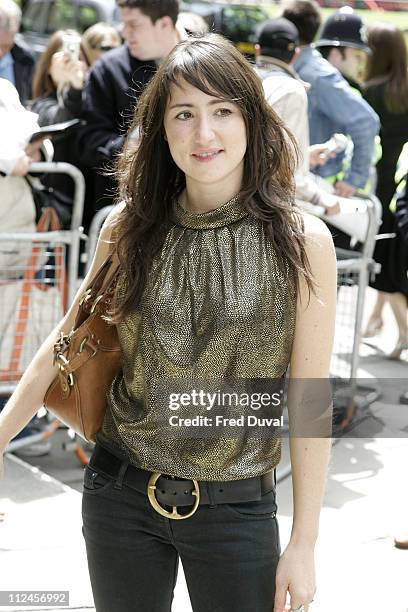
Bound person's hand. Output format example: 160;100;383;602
11;154;33;176
49;52;68;87
63;55;87;90
309;144;336;169
320;192;341;216
25;138;47;162
273;542;316;612
50;52;86;89
10;137;48;175
334;181;356;198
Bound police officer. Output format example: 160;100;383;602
283;0;379;203
315;6;370;92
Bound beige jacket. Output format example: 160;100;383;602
257;57;323;206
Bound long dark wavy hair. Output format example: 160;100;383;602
112;33;315;322
364;22;408;114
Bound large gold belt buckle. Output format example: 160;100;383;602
147;472;200;520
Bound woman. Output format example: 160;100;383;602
30;29;88;226
176;11;209;36
81;22;121;67
31;27;120;229
0;35;336;612
362;23;408;357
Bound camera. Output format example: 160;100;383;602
61;33;81;61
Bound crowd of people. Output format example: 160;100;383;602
0;2;407;430
254;1;408;356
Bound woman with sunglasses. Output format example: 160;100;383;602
0;34;336;612
81;23;121;67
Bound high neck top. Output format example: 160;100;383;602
172;194;249;230
101;198;297;481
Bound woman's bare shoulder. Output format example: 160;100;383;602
99;201;126;243
299;211;335;258
301;210;332;237
102;201;126;231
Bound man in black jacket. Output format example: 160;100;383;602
0;0;34;107
78;0;185;214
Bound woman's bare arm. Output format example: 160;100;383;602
288;213;337;545
274;213;337;612
0;206;121;453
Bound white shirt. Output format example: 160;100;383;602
0;78;40;174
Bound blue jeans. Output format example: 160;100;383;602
82;461;281;611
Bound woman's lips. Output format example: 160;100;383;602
191;150;223;163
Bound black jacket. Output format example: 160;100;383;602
78;44;156;209
32;88;84;199
11;40;35;106
363;82;408;298
363;81;408;211
32;88;97;230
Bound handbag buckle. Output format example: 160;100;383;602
79;336;98;358
53;331;71;356
79;288;92;306
55;353;74;387
147;472;200;520
90;294;104;314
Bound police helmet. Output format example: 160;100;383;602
315;6;370;53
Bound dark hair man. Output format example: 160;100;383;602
281;0;321;45
282;0;379;199
78;0;184;216
0;0;34;106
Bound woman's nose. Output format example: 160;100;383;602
195;116;215;143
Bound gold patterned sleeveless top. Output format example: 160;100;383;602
100;196;297;481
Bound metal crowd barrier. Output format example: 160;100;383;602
321;194;383;445
331;194;381;382
0;162;85;397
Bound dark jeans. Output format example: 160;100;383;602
82;460;281;612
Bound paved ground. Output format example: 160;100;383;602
1;287;407;611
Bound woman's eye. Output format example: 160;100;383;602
176;111;192;120
174;108;233;120
215;108;233;117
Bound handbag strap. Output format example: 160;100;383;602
74;225;121;328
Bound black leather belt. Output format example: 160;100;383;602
89;442;275;520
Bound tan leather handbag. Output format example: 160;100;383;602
44;253;121;442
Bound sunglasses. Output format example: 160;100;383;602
90;44;116;52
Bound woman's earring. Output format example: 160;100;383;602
164;132;168;142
